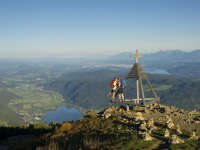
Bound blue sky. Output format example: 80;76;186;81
0;0;200;58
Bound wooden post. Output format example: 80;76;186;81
139;77;145;105
144;75;158;98
136;79;139;104
136;49;139;63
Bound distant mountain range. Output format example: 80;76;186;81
75;49;200;77
83;49;200;65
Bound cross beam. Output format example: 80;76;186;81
110;97;160;103
130;49;143;63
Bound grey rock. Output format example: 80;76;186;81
166;117;175;129
139;121;147;131
104;113;111;119
146;119;154;129
143;132;153;141
176;125;182;135
164;129;170;137
190;131;199;140
169;135;184;144
134;112;145;121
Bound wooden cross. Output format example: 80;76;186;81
110;49;160;106
130;49;143;63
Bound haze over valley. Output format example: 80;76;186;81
0;49;200;125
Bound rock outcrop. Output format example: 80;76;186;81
166;117;175;129
134;112;145;121
143;132;153;141
169;135;184;144
98;103;200;145
164;129;170;137
176;125;182;135
190;131;199;140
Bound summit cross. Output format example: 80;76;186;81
130;49;143;63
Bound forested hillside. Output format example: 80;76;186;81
45;69;200;110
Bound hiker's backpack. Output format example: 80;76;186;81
110;80;115;88
121;79;126;88
118;79;122;87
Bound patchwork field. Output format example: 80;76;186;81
7;84;65;123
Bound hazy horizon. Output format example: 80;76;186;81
0;49;199;60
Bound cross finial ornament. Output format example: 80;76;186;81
130;49;143;63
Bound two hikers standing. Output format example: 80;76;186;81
109;77;126;102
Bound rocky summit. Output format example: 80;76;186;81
2;103;200;150
101;103;200;139
102;103;200;132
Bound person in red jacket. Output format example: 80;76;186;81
107;77;117;101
